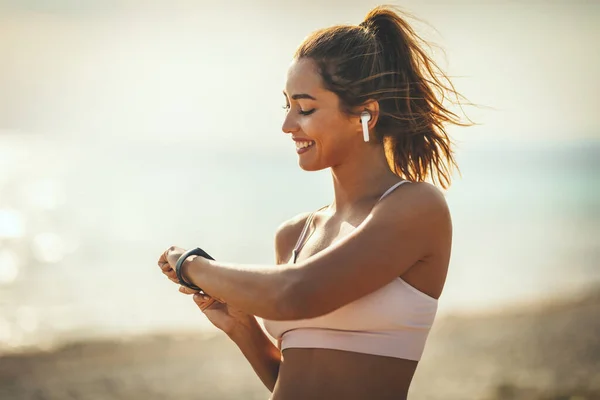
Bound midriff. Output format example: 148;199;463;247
271;347;417;400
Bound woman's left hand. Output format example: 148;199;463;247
158;246;228;309
158;245;195;286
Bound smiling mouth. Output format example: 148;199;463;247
295;140;315;151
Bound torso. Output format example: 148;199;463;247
270;184;449;399
273;347;417;400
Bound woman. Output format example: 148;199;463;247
159;5;467;400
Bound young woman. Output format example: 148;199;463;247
159;5;467;400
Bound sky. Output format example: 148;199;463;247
0;0;598;152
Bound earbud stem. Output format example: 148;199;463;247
361;118;370;142
360;111;371;142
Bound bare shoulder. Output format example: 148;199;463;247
274;212;313;264
373;181;451;232
379;180;448;209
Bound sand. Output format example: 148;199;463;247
1;288;599;400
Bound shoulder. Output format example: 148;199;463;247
274;212;313;264
390;181;447;207
372;181;451;235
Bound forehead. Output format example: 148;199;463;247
285;58;324;95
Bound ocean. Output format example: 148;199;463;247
0;134;598;353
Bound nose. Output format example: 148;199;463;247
281;112;300;135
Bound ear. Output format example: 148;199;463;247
353;100;380;134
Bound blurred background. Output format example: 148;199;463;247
0;0;598;399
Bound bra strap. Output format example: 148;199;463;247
292;205;328;263
376;180;411;204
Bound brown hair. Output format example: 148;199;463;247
294;5;471;188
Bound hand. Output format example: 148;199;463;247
191;292;255;337
158;246;254;336
158;245;202;286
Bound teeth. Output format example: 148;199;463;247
295;141;314;149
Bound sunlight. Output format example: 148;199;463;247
0;209;25;239
0;249;19;284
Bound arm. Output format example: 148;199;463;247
227;318;281;392
183;183;450;320
225;213;310;392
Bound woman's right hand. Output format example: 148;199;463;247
180;287;255;336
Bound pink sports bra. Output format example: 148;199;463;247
262;180;438;361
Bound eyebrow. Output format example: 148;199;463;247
283;91;317;101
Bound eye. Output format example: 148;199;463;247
299;109;316;116
282;103;315;116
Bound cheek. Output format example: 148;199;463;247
301;114;327;140
303;113;347;145
315;127;354;166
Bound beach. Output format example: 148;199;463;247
0;138;597;399
1;287;598;400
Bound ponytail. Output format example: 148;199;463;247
295;6;471;189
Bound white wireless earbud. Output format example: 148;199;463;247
360;111;371;142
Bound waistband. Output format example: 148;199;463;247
280;327;430;361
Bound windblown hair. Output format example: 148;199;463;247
295;5;471;188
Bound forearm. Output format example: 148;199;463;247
228;318;281;392
183;258;299;320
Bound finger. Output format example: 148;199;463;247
178;286;197;295
160;246;179;268
165;246;178;262
193;293;216;311
159;251;172;271
192;292;212;302
159;262;172;272
198;299;216;312
162;268;178;281
158;250;169;267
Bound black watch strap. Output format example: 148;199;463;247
175;247;215;291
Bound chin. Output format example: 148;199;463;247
298;159;327;172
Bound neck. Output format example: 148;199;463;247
328;143;401;215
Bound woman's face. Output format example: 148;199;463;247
282;58;359;171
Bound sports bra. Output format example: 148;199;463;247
262;180;438;361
